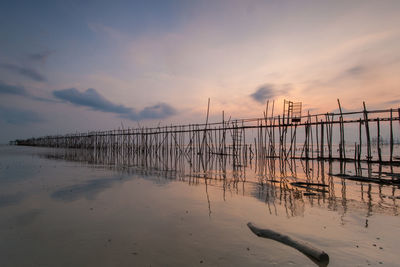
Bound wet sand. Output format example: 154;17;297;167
0;145;399;266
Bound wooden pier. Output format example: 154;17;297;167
13;100;400;166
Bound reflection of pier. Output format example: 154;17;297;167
40;146;400;219
253;158;400;219
14;101;400;167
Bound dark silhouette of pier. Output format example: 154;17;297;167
12;100;400;166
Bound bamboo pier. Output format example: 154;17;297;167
12;100;400;166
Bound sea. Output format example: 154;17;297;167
0;145;399;266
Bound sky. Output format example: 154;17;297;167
1;0;400;143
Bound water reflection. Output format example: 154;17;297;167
39;148;400;220
0;192;26;207
51;175;128;202
10;209;42;227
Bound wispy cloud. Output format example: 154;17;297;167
53;88;176;120
302;64;370;94
250;83;291;104
382;99;400;106
53;88;132;114
0;80;28;96
0;80;58;103
0;106;44;124
28;50;53;64
0;63;46;82
88;23;128;41
122;103;177;120
344;65;367;77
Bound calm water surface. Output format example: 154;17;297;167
0;145;399;266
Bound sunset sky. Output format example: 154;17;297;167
1;0;400;143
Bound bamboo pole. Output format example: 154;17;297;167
363;102;372;161
320;119;324;159
390;109;393;162
377;118;382;162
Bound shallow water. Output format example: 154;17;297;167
0;145;399;266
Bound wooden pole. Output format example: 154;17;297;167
390;109;393;162
320;119;324;159
358;119;362;162
363;102;371;161
337;99;345;160
377;118;382;162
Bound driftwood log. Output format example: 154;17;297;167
247;222;329;265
